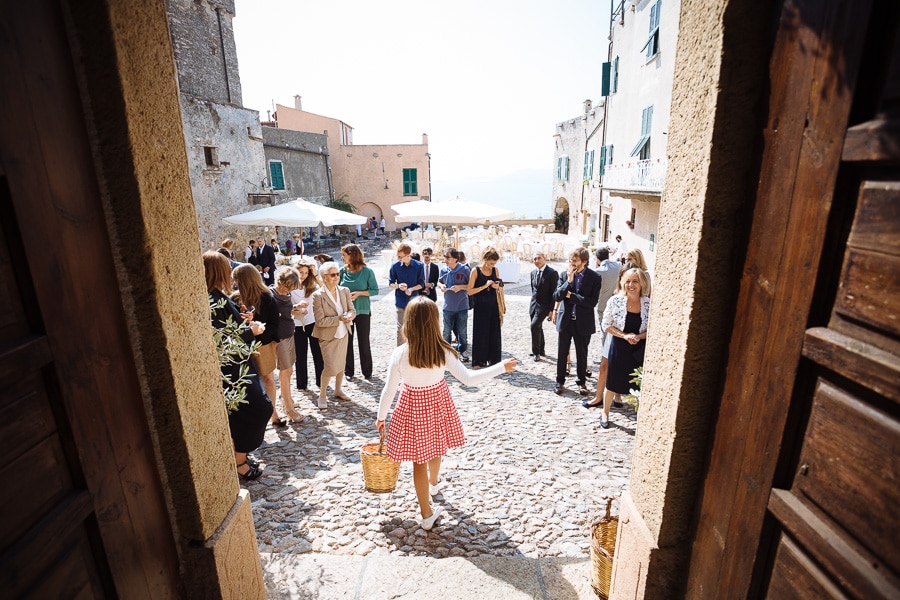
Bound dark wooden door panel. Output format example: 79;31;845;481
793;379;899;572
767;533;848;600
0;0;180;594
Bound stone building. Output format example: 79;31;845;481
166;0;272;250
551;99;605;239
274;97;431;230
594;0;681;273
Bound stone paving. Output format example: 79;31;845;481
247;252;636;598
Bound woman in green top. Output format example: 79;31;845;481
340;244;380;380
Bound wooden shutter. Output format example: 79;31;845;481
602;62;611;96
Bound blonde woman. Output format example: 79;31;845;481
600;268;651;429
311;262;356;408
376;297;516;530
624;248;651;296
270;267;304;423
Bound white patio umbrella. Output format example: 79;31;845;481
223;198;366;227
391;198;515;247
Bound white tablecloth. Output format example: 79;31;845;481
496;259;521;283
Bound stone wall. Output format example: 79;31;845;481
262;126;330;202
166;0;242;105
178;95;268;249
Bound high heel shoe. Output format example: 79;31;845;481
236;461;263;480
286;408;305;423
271;416;287;428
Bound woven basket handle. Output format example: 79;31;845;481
377;429;386;454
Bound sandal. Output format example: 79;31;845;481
286;409;305;423
246;455;260;468
236;461;263;481
271;416;288;428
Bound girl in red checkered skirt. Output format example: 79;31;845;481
376;296;516;530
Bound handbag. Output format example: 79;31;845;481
495;269;506;327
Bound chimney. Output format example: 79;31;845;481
294;95;302;111
583;99;592;114
422;133;428;145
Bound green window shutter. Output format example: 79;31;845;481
612;57;619;93
269;161;285;190
583;151;590;178
601;62;611;96
563;156;569;180
608;144;613;164
403;168;418;196
588;150;595;178
641;106;654;135
599;146;607;176
556;157;562;180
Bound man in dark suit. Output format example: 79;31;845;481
552;247;601;396
529;251;558;361
420;247;440;302
256;235;277;286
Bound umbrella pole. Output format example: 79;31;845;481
455;224;459;249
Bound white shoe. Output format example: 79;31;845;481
317;396;327;409
421;506;442;531
429;481;443;497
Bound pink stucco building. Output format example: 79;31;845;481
274;96;430;231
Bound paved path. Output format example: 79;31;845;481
247;254;636;599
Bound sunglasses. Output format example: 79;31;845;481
324;273;339;278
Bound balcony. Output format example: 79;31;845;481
601;158;667;193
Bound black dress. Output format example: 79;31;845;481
210;290;273;453
605;311;646;395
471;267;502;367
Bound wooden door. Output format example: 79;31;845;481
0;1;180;597
687;0;899;597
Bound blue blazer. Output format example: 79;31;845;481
553;268;601;335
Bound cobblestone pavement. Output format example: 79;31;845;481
247;254;636;590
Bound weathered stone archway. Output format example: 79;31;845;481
554;197;570;234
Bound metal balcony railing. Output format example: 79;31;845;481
601;158;667;193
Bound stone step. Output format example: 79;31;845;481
261;551;597;599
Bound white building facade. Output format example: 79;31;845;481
596;0;680;273
552;99;605;239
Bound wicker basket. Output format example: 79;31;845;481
360;431;400;493
590;498;619;599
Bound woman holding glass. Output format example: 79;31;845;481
467;246;503;368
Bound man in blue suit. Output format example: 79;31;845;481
552;247;601;396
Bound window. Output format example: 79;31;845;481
268;160;285;190
630;106;653;158
642;0;662;59
403;168;418;196
583;150;595;179
203;146;219;167
599;144;614;175
556;156;569;181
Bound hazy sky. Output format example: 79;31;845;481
233;0;612;206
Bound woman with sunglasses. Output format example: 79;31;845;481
311;262;356;408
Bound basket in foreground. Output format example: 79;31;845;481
360;432;400;493
590;498;619;599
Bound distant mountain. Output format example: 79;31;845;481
431;168;553;219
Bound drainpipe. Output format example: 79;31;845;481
597;0;616;243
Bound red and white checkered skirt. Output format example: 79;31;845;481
386;379;465;464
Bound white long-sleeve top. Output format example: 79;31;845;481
377;345;507;421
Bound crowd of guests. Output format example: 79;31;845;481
203;233;650;525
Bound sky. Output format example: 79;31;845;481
233;0;612;217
